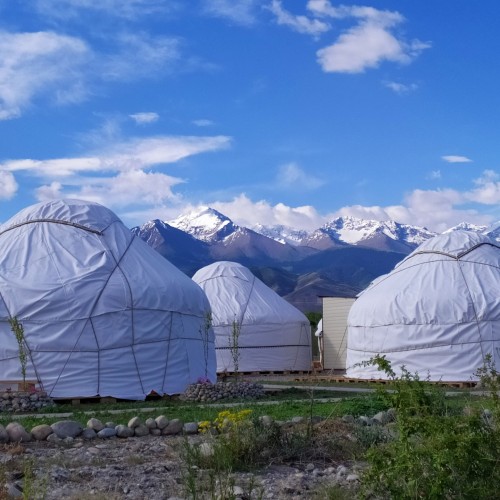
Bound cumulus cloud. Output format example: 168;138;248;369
201;0;260;26
383;81;418;94
0;171;18;199
442;155;473;163
0;31;89;120
268;0;330;37
129;112;159;124
466;170;500;205
210;194;325;230
277;162;325;190
269;1;430;74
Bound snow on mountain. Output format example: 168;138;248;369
303;216;435;251
444;222;489;234
168;207;239;243
251;223;310;246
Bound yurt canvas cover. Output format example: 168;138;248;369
346;230;500;381
192;261;311;372
0;199;216;399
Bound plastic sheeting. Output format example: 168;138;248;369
0;199;216;399
192;261;312;372
346;230;500;381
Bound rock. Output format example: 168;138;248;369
97;428;117;439
356;416;370;426
134;425;150;437
0;424;10;443
82;428;97;440
291;416;304;424
46;433;63;444
155;415;169;429
87;418;105;431
105;422;116;428
305;463;315;472
346;473;360;482
342;415;355;424
64;437;74;445
183;422;198;435
6;423;32;442
128;417;143;428
233;485;244;496
150;429;161;436
51;420;83;439
116;425;134;438
162;419;183;435
372;411;388;425
31;424;53;441
145;418;157;429
6;482;23;498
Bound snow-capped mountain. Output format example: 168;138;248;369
444;222;489;234
133;207;500;312
251;223;310;246
168;207;239;243
301;216;436;252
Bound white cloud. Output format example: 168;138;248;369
0;171;18;199
277;162;325;190
129;112;159;124
466;170;500;205
268;0;330;37
1;135;231;177
193;119;214;127
201;0;260;26
0;31;89;120
442;155;473;163
210;194;325;230
36;169;184;208
270;1;430;74
383;81;418;94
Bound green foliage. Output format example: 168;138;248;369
199;311;213;378
305;311;322;331
360;355;500;499
9;316;28;387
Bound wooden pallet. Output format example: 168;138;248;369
218;370;310;379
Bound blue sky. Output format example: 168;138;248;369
1;0;500;232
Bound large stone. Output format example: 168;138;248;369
162;419;183;435
145;418;157;429
128;417;143;428
116;425;134;438
87;418;105;432
82;428;97;440
155;415;169;429
183;422;198;435
134;424;150;437
51;420;83;439
6;422;32;442
0;424;9;443
31;424;53;441
97;428;117;439
46;433;63;444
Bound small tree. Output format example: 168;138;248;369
199;311;213;380
228;317;241;379
8;316;28;390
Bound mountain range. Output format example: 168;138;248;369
131;207;499;313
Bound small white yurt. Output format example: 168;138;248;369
346;230;500;381
0;199;216;399
192;261;312;372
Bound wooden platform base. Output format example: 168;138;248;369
293;375;477;389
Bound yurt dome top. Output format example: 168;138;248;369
0;198;120;235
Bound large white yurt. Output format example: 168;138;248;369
192;261;312;373
0;199;216;399
346;230;500;381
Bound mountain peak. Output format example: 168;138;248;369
168;206;238;243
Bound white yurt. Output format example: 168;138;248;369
346;230;500;381
0;199;216;399
192;261;312;373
